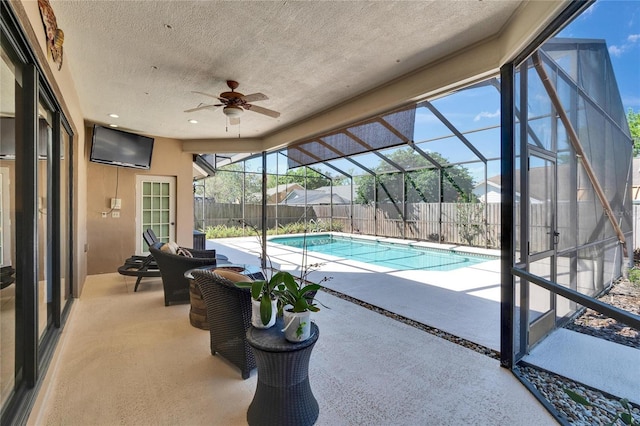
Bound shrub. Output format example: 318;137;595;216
205;224;247;239
628;268;640;286
205;220;344;239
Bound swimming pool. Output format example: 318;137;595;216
268;234;497;271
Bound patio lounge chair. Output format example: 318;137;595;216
143;228;229;261
149;241;221;307
191;268;257;379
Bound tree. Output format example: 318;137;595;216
194;163;262;203
266;166;343;190
456;197;488;246
354;148;476;204
628;109;640;157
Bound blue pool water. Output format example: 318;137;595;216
269;234;496;271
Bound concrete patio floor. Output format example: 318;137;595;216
27;239;556;425
211;235;640;406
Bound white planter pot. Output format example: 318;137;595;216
251;299;277;329
283;310;312;342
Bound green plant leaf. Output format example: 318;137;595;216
259;296;273;325
292;297;309;312
234;281;253;289
563;388;592;406
620;412;634;425
300;283;321;295
283;277;301;296
250;281;266;300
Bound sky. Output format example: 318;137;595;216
266;0;639;182
559;0;640;113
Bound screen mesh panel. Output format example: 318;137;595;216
287;106;416;169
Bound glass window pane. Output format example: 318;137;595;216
0;39;20;408
37;101;52;340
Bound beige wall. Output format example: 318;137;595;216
14;0;88;295
85;129;194;274
14;0;197;292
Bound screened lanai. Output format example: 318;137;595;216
195;79;502;249
193;31;638;405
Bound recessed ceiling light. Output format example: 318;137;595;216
109;124;118;128
109;113;119;118
188;119;198;124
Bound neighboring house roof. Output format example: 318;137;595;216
265;183;304;196
315;185;356;202
281;189;350;205
473;180;527;203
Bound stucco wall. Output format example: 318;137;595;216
85;129;194;274
15;0;88;295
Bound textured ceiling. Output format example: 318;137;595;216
49;1;526;141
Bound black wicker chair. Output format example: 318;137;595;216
191;269;256;379
149;242;220;306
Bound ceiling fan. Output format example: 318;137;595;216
184;80;280;124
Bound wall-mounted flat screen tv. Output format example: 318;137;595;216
90;125;154;169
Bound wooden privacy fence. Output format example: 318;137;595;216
196;199;506;248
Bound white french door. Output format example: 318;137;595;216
136;175;176;255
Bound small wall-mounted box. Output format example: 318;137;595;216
110;198;122;209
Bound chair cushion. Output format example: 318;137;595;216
214;269;253;283
160;241;179;254
176;247;193;257
160;241;193;257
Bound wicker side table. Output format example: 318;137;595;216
246;319;319;426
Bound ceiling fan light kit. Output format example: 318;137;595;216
185;80;280;124
223;105;243;118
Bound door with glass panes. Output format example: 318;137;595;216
136;175;175;254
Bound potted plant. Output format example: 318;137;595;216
235;271;291;329
276;272;322;342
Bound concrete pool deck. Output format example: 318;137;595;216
211;234;503;350
209;235;640;405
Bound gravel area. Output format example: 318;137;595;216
518;277;640;425
564;278;640;349
515;364;640;425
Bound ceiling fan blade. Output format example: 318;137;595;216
245;104;280;118
191;91;226;103
183;104;220;113
229;117;241;126
241;93;268;103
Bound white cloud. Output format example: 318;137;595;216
609;34;640;57
609;45;624;57
473;109;500;122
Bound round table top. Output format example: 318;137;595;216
246;317;319;352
